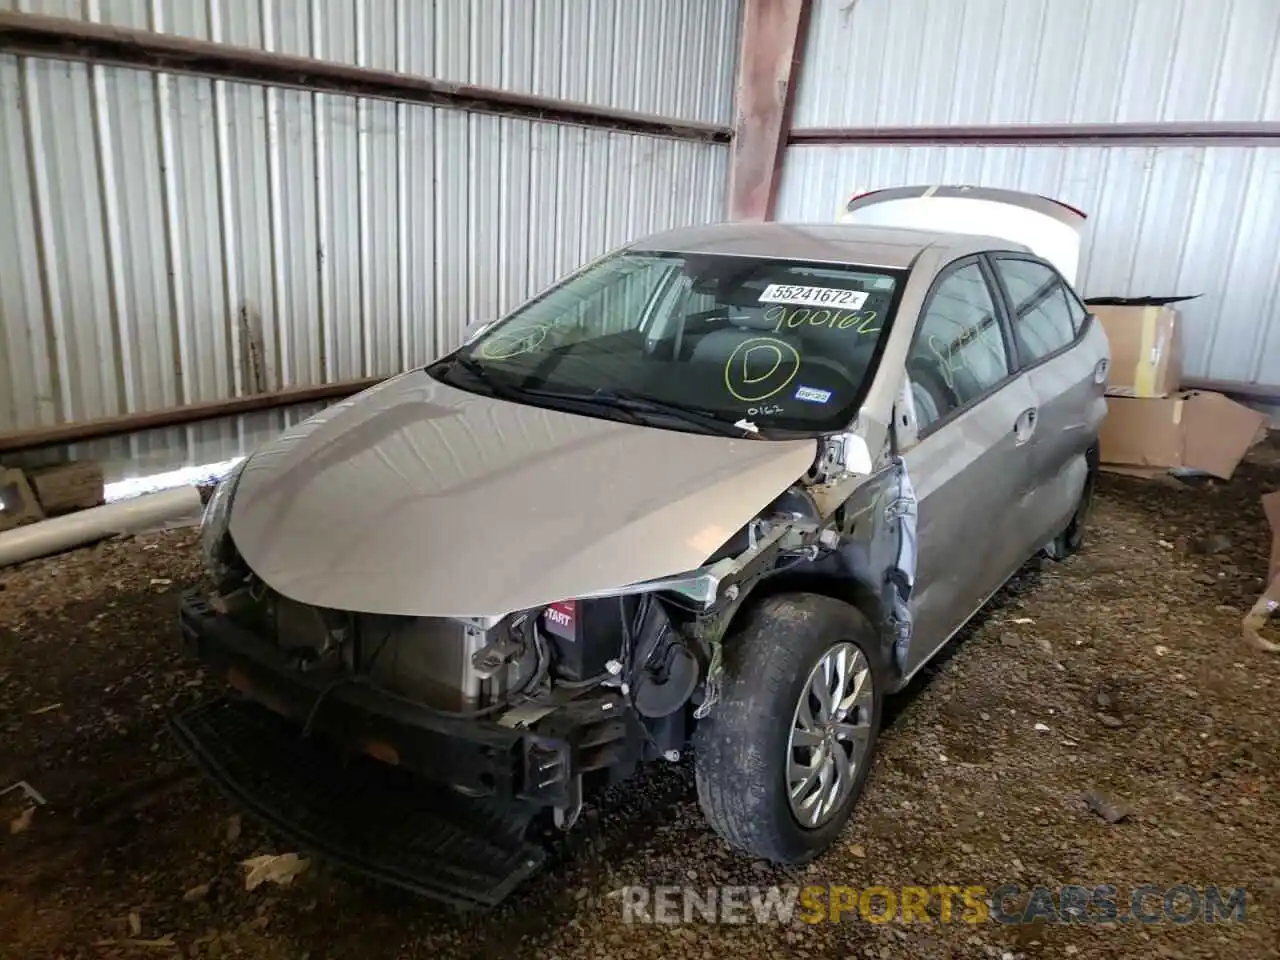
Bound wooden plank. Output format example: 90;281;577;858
27;461;105;515
0;467;44;532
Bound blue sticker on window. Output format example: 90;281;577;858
794;385;832;404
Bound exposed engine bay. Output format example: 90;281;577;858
215;581;697;722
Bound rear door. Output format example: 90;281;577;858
987;255;1108;546
898;256;1040;677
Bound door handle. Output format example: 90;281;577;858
1014;407;1038;444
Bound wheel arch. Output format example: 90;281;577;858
702;458;919;695
726;568;900;684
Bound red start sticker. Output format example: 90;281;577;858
543;600;577;639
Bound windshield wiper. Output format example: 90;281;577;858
447;355;525;398
444;360;656;428
522;387;753;438
446;358;754;438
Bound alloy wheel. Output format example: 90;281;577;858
786;642;875;829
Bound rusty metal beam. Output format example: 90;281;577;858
1180;377;1280;405
4;371;1272;457
789;121;1280;147
0;11;731;144
0;378;383;454
727;0;812;221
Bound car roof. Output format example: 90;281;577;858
628;221;1030;270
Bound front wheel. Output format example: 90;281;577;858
693;593;885;863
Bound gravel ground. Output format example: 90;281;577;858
1;446;1278;960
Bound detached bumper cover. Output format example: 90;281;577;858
170;696;545;908
172;590;623;907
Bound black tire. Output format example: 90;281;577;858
693;593;886;864
1047;445;1100;560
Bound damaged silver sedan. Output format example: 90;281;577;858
179;196;1108;907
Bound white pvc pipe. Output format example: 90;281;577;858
0;485;203;570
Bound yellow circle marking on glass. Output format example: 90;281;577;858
477;324;549;360
724;337;801;402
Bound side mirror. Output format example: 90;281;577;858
812;431;874;483
834;432;873;475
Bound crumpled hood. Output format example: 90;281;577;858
228;371;818;618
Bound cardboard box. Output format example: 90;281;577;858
0;467;45;532
28;460;105;515
1091;301;1183;398
1098;390;1267;480
1244;490;1280;652
1264;490;1280;587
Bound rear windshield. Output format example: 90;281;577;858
438;251;904;436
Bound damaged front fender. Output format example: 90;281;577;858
678;457;921;715
812;456;919;685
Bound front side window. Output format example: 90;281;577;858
907;261;1011;431
993;258;1080;362
436;251;903;435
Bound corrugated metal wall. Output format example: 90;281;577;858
781;0;1280;389
796;0;1280;126
779;144;1280;386
0;0;740;436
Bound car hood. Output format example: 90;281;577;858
227;371;819;618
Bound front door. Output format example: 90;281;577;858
897;257;1039;677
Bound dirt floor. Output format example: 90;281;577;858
1;447;1278;960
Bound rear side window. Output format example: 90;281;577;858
1065;284;1088;334
992;258;1081;362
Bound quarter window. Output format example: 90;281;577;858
907;262;1011;431
993;258;1081;361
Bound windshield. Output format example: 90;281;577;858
434;251;904;436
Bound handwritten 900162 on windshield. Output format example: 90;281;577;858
764;305;880;337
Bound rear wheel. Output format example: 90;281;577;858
693;593;885;863
1046;445;1099;560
